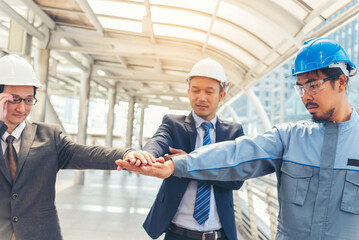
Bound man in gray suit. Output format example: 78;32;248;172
0;54;153;240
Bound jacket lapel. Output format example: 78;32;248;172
215;118;226;143
184;113;197;151
0;147;12;184
16;120;37;180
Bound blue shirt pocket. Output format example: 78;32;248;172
341;170;359;214
279;162;313;206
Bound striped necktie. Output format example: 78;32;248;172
193;121;212;224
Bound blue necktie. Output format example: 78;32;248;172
193;121;212;224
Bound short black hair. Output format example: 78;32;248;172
0;85;37;96
316;67;348;90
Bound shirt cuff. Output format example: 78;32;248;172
172;154;189;178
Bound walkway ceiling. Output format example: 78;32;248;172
0;0;358;110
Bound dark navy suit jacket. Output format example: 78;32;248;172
142;113;244;240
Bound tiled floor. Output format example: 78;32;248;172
55;170;163;240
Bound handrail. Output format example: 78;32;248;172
234;175;278;240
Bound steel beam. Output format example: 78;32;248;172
0;0;45;40
19;0;56;30
75;0;104;36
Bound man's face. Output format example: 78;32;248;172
188;76;225;121
3;85;34;129
296;70;341;122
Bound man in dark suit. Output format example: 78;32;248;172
0;54;150;240
141;58;244;240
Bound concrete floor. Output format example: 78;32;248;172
55;170;163;240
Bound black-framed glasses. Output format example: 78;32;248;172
293;77;334;97
9;95;37;105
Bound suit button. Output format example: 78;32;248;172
12;216;18;223
177;193;183;198
12;193;18;200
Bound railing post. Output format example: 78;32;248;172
265;187;277;239
246;180;259;240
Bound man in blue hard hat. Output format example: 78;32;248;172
116;38;359;240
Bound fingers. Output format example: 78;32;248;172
125;151;146;165
156;157;165;163
116;160;141;173
124;151;156;166
138;151;156;165
0;94;13;121
115;159;174;179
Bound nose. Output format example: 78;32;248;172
302;88;314;102
198;91;207;101
15;100;26;113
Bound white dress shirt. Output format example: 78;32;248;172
1;121;25;156
171;112;222;231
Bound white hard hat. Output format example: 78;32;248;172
0;54;42;87
186;57;229;92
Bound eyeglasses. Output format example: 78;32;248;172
9;95;37;105
294;77;334;97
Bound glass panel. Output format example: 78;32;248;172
208;36;257;69
98;17;142;33
321;0;352;18
271;0;308;20
301;17;322;35
277;40;293;55
153;24;206;43
218;2;282;48
303;0;328;9
150;0;217;14
212;20;269;60
88;0;146;20
151;6;211;31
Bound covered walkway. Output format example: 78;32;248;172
1;1;359;239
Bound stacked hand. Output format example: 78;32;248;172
116;147;185;179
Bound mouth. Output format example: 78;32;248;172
306;103;319;113
196;104;208;110
12;114;25;118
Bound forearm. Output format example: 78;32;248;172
172;133;283;181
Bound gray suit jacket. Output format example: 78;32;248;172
0;120;128;240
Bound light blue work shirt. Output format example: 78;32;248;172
172;109;359;240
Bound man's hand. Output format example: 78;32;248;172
164;147;187;161
115;159;174;179
122;150;156;170
0;94;13;121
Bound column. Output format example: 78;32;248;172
138;104;146;149
126;97;135;148
74;62;92;185
31;48;49;122
105;86;116;147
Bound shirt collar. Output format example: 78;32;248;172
318;108;359;131
337;108;359;131
2;121;26;142
192;111;217;130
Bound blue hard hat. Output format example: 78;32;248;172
290;38;356;76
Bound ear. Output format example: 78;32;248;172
219;91;226;101
337;74;347;92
